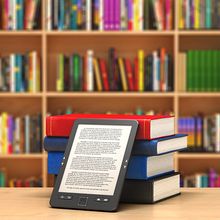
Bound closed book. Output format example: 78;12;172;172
114;0;120;30
138;50;144;91
108;48;116;91
145;55;153;91
70;0;78;30
93;58;103;91
118;58;128;91
16;0;24;30
46;113;175;139
47;151;174;179
73;54;81;91
104;0;110;30
121;173;180;203
120;0;127;30
44;134;187;156
127;0;133;30
144;0;149;29
86;50;94;91
99;59;109;91
125;58;134;91
206;0;212;28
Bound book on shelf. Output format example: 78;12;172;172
56;48;174;92
178;0;220;30
182;168;220;187
44;134;187;156
0;112;42;154
178;50;220;92
1;0;41;30
9;176;42;187
0;168;6;187
178;114;220;152
46;113;175;139
46;0;173;31
0;51;41;93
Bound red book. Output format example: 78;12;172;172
134;57;139;91
99;59;110;91
46;114;175;140
125;58;134;91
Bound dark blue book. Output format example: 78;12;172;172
47;152;174;180
44;134;187;156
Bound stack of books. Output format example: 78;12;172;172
44;113;187;203
1;0;41;30
46;0;173;31
0;51;41;92
178;114;220;152
178;0;220;30
178;50;220;92
56;48;174;92
0;112;42;154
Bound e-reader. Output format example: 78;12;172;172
50;119;138;212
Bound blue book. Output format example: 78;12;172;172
70;0;78;29
59;0;65;30
16;0;24;30
44;134;187;156
47;152;174;180
15;55;22;92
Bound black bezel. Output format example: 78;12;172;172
50;119;138;212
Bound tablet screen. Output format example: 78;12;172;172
58;124;132;196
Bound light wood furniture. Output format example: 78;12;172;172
0;188;219;219
1;1;220;187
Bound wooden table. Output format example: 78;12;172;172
0;188;219;220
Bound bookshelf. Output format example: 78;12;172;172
0;1;220;187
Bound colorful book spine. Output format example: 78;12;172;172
86;50;94;91
138;50;144;91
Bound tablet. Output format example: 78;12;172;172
50;119;138;212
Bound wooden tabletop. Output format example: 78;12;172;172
0;188;220;220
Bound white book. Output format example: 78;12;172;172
10;54;15;92
153;51;159;91
99;0;104;30
120;0;127;30
12;0;16;30
25;115;30;154
47;0;52;30
87;50;94;91
138;0;143;30
86;0;92;30
32;51;37;92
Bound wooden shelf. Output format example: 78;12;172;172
0;93;43;97
0;31;43;36
0;154;44;159
46;92;175;98
178;30;220;36
46;30;175;36
177;153;220;159
178;92;220;97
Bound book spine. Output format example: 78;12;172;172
120;0;127;30
86;50;94;91
115;0;120;30
127;0;133;30
99;59;109;91
138;0;143;30
138;50;144;91
185;0;190;29
153;51;159;91
109;0;114;30
133;0;139;30
56;54;64;92
118;58;128;91
104;0;109;30
125;59;134;91
32;51;37;92
99;0;104;30
10;54;15;92
194;0;200;29
160;48;166;91
47;0;52;30
25;115;30;153
86;0;91;30
206;0;212;28
93;58;103;91
134;57;138;91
